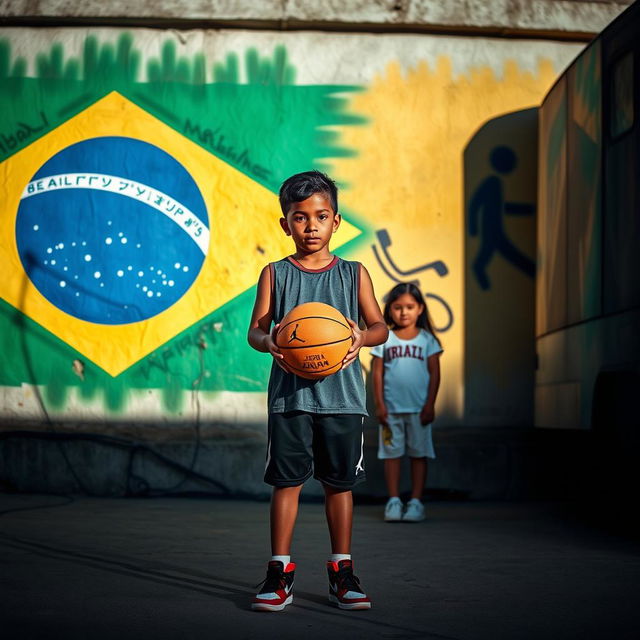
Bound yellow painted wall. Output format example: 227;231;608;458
333;56;567;424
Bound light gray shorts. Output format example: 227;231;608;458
377;413;436;459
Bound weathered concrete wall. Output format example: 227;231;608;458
0;425;594;500
464;108;538;426
0;0;632;37
0;26;584;430
0;2;626;494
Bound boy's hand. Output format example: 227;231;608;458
420;403;435;426
263;324;289;372
342;318;364;370
376;403;389;427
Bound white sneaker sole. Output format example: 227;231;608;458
402;515;425;522
251;594;293;611
328;594;371;610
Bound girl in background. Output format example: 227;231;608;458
371;283;443;522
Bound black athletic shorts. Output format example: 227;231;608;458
264;411;366;489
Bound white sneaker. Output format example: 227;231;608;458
402;499;425;522
384;497;403;522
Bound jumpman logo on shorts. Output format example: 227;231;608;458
355;431;365;474
288;324;306;344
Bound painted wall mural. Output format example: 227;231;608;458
464;109;538;426
0;28;583;426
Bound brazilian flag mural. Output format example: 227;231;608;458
0;31;365;415
1;27;583;425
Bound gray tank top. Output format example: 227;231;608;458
267;256;367;415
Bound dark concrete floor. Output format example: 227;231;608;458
0;494;639;639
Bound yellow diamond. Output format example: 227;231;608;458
0;91;361;376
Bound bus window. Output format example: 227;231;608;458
610;52;634;139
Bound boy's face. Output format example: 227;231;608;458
280;193;341;254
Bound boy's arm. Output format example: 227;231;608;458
343;264;388;367
420;353;442;425
372;355;388;427
247;266;285;365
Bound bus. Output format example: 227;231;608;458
537;2;639;493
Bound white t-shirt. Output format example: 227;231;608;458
371;329;443;413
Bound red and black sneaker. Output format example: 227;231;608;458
327;559;371;610
251;560;295;612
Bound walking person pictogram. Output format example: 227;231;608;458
469;146;535;290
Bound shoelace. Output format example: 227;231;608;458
254;565;286;592
335;566;362;593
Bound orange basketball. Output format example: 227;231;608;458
276;302;353;379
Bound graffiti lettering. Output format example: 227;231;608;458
183;118;271;181
137;318;226;379
0;111;49;155
140;333;203;377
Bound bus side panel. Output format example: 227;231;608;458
567;41;602;326
537;310;640;428
603;17;640;314
537;77;568;339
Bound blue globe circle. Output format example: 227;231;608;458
16;136;209;325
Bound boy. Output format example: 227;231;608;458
247;170;388;612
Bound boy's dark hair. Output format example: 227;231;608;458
383;282;441;345
279;170;338;215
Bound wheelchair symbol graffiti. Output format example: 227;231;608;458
371;228;454;332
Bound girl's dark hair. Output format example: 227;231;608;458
279;170;338;215
383;282;441;344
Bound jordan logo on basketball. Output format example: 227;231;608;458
288;324;306;344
